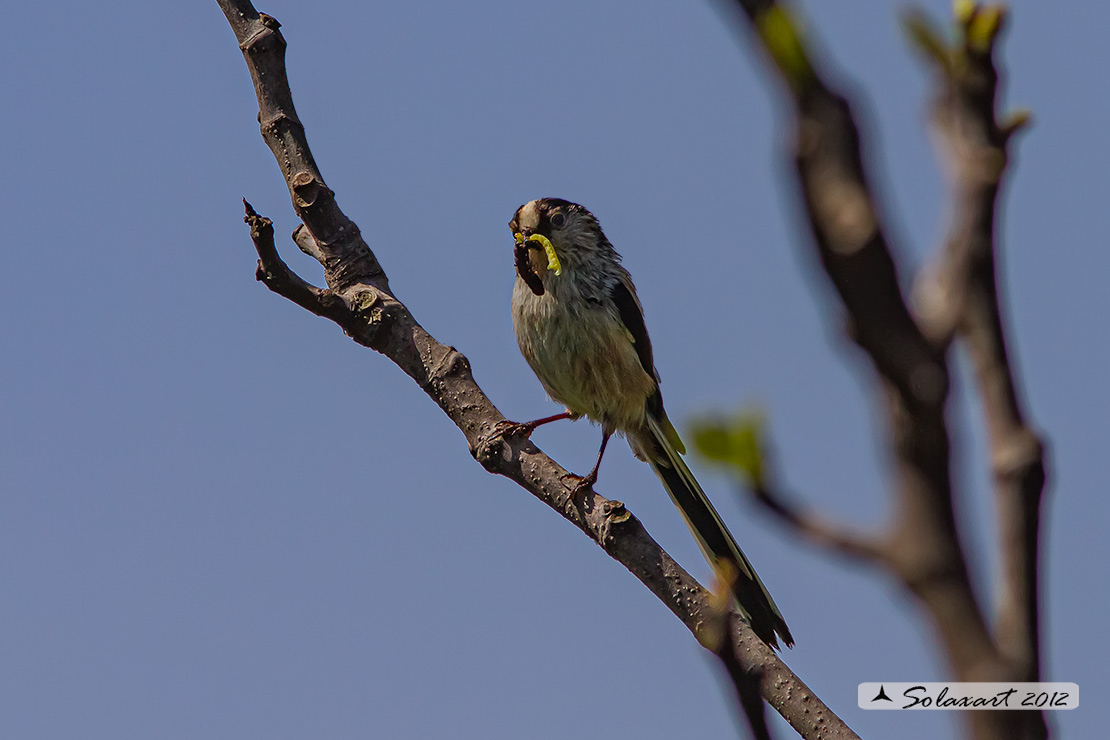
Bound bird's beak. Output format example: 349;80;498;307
512;230;561;276
514;232;545;296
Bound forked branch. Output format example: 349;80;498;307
716;2;1048;738
217;1;858;737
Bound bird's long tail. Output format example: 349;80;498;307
643;414;793;648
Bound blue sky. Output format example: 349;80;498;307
1;1;1102;738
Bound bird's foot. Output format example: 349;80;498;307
569;465;600;498
492;411;573;442
491;419;539;442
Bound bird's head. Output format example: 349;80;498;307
509;198;607;295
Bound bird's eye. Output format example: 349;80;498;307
549;212;566;229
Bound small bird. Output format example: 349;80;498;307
507;198;793;648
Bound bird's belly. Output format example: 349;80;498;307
512;287;655;433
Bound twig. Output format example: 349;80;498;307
243;200;352;322
912;0;1048;701
752;483;884;562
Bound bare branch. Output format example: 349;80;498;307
720;3;1048;738
912;5;1048;692
724;0;994;674
243;199;352;322
217;2;858;736
222;3;389;297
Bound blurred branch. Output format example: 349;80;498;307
909;1;1048;695
692;414;883;562
698;570;774;740
719;2;1049;739
752;482;884;563
216;2;858;737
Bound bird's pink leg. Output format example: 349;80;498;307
578;431;612;489
496;411;573;441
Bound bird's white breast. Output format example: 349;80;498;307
511;275;656;434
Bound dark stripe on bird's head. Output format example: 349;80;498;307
510;198;594;237
508;198;615;278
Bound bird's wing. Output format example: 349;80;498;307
612;269;794;648
609;273;658;382
610;273;684;453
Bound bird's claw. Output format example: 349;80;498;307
570;470;598;497
491;419;536;442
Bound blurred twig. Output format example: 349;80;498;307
705;2;1048;738
909;0;1047;700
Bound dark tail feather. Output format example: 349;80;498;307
644;416;793;648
